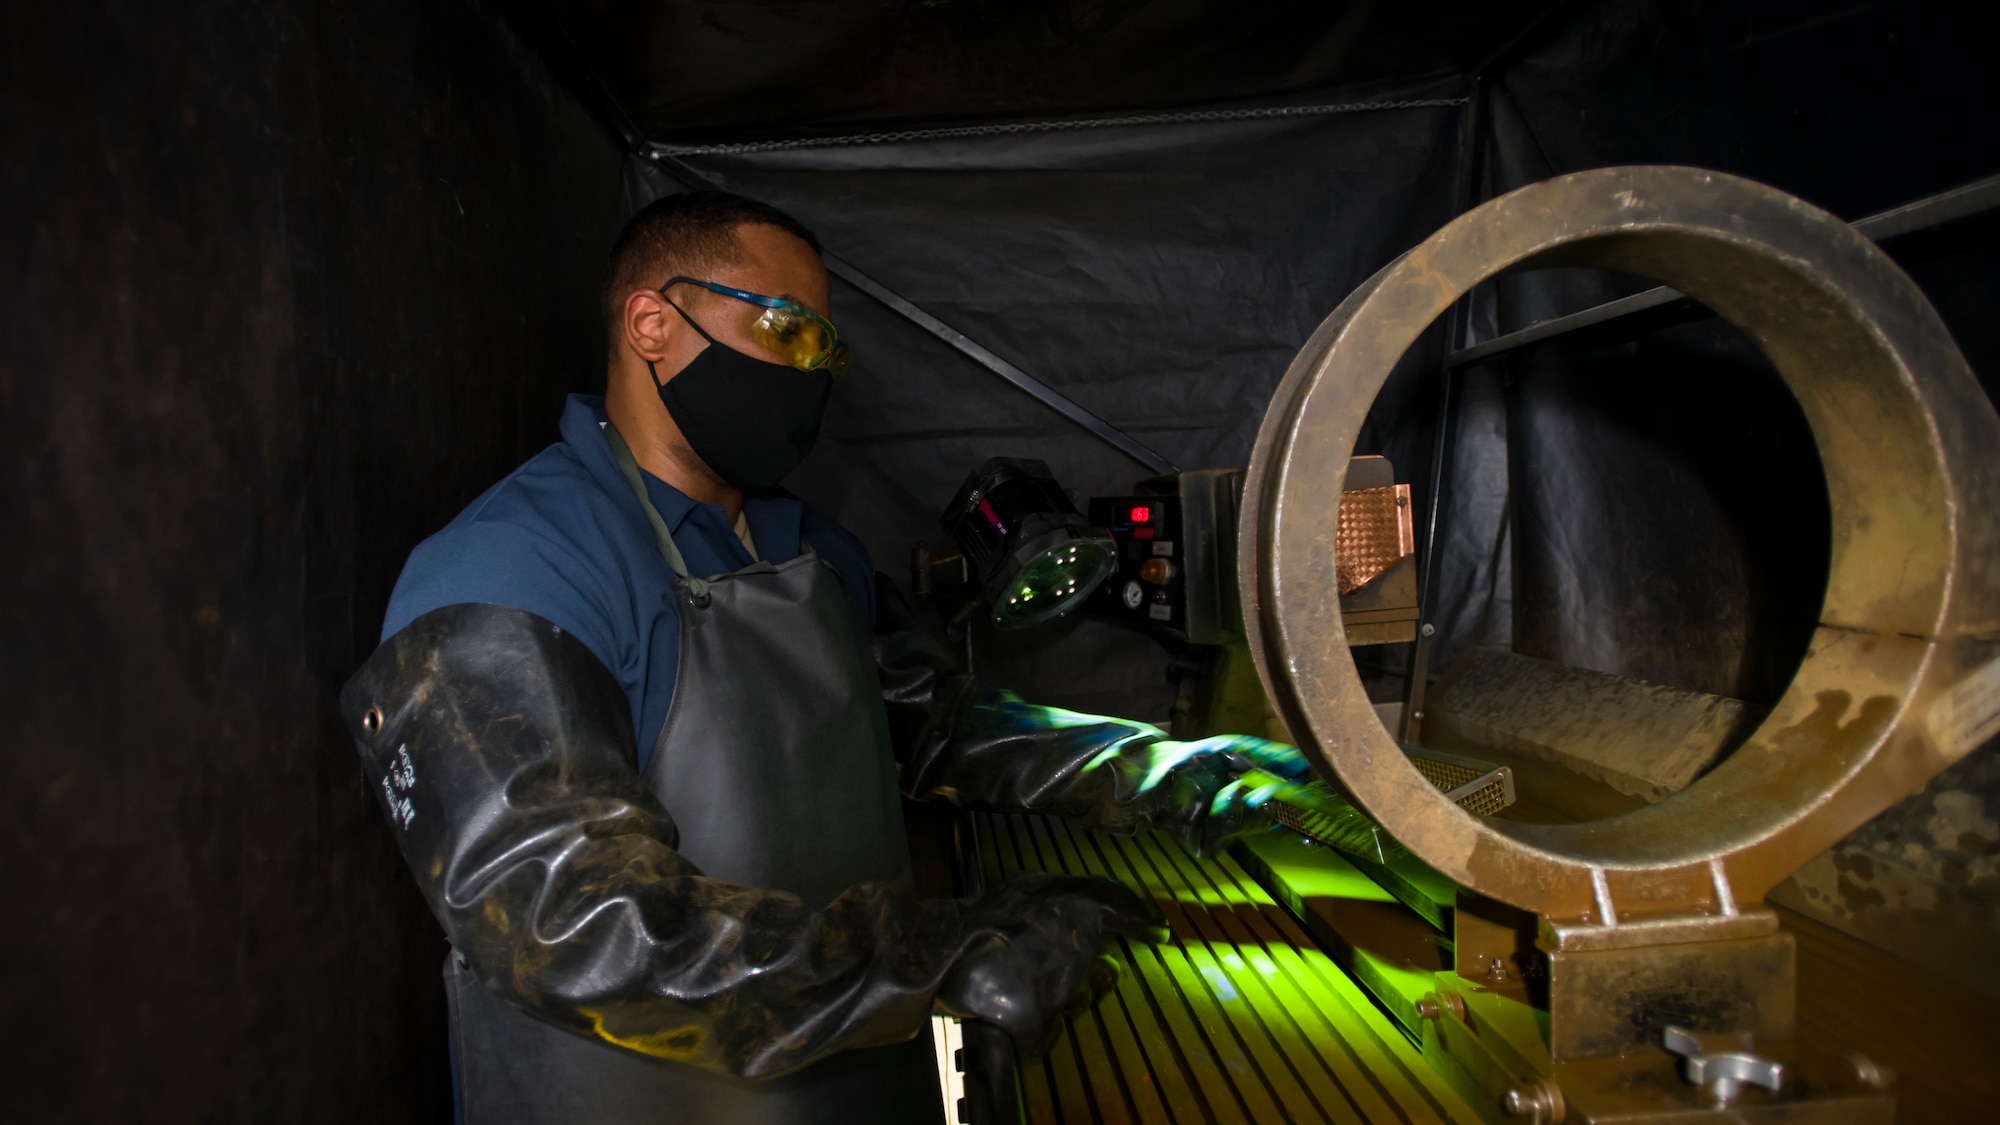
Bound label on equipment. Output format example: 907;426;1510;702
1930;655;2000;760
1153;541;1174;557
1149;604;1172;621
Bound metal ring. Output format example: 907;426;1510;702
1241;166;2000;922
361;707;382;736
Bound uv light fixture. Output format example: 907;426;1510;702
941;457;1118;629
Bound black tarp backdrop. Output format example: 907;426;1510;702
2;0;626;1118
7;0;1999;1120
560;0;1555;144
630;76;1467;714
1479;0;2000;701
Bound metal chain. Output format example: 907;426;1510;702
648;97;1468;158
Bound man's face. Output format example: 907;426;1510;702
652;223;833;378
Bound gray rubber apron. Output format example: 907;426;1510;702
443;426;940;1125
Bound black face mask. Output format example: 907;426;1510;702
652;302;832;490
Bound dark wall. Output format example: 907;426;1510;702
556;0;1549;142
0;0;625;1118
1440;0;2000;701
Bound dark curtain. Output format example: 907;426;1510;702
632;75;1468;715
1465;0;2000;700
0;0;627;1118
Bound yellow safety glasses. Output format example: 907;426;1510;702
661;277;852;381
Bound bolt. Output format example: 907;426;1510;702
1421;622;1436;637
1502;1087;1533;1117
1488;957;1508;983
1843;1051;1895;1091
1411;710;1424;722
1415;998;1439;1020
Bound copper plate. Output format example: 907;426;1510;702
1334;484;1413;594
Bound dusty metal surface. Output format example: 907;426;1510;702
1769;743;2000;995
1541;929;1795;1060
1779;903;1996;1124
1427;650;1762;802
1240;165;2000;925
1339;556;1422;646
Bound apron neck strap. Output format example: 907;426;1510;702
604;423;711;599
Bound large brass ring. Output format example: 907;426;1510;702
1241;166;2000;923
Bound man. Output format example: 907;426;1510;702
343;191;1306;1125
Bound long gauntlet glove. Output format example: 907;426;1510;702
875;578;1309;858
343;604;1163;1076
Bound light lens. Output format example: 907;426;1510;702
993;539;1118;629
754;304;849;380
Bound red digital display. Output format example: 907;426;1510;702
1127;505;1152;524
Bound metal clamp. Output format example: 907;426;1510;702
1662;1026;1785;1103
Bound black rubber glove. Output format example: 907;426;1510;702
937;874;1169;1054
875;576;1312;858
344;603;1165;1079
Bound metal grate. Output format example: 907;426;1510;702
1266;798;1398;864
1446;776;1512;818
1270;747;1515;852
967;812;1480;1125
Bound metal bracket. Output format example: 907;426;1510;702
1663;1026;1786;1104
1417;986;1567;1125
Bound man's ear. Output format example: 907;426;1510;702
622;289;676;362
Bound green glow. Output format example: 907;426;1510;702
1238;832;1397;903
1165;937;1363;1022
993;539;1116;627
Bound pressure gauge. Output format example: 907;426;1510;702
1120;580;1144;610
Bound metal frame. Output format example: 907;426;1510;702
1243;163;2000;922
1398;168;2000;741
1399;80;1488;742
1445;170;2000;371
1240;165;2000;1119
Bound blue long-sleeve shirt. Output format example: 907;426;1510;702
382;394;876;770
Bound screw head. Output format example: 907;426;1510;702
1421;622;1437;637
1502;1088;1532;1116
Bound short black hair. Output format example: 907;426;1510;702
602;190;822;344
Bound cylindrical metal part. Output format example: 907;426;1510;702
1240;166;2000;923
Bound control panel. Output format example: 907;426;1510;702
1087;496;1184;627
